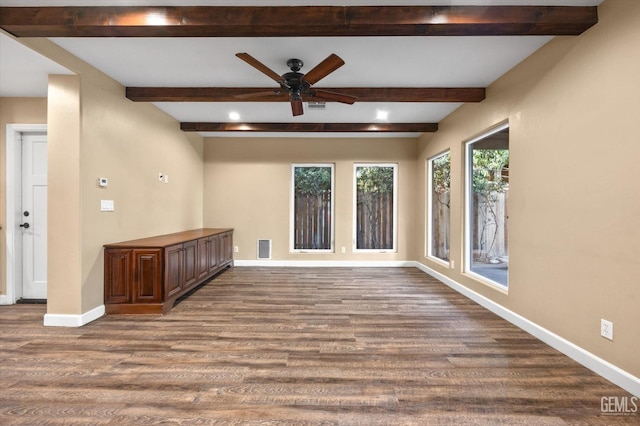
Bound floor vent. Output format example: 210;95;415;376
257;239;272;260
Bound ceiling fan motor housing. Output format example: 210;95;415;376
281;70;311;98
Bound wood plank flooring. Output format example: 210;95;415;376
0;267;636;425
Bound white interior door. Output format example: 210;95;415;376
21;132;48;300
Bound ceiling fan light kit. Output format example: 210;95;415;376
235;52;357;117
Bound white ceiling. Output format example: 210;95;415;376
0;33;74;97
0;0;604;138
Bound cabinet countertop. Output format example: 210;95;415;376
104;228;233;249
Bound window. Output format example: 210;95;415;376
354;164;398;251
465;124;509;288
428;151;451;263
291;164;334;252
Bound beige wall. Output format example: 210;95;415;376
76;69;204;313
417;0;640;376
14;39;205;315
203;137;417;261
0;97;48;294
47;75;82;314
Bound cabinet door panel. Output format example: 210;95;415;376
209;235;219;273
165;244;183;298
219;231;233;264
183;240;198;289
217;234;225;265
133;249;162;303
104;249;132;304
197;237;209;281
225;232;234;263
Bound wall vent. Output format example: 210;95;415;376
307;101;326;110
257;239;272;260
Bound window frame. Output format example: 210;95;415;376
290;163;335;253
464;122;510;291
427;150;451;266
352;163;398;253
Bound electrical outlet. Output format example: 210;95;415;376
450;260;455;269
233;246;239;253
601;319;613;340
341;246;346;254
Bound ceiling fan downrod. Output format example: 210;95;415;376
286;58;303;72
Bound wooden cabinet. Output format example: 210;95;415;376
104;228;233;314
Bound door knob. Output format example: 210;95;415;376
19;222;30;229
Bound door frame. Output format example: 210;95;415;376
2;123;47;305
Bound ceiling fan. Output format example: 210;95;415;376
235;52;357;116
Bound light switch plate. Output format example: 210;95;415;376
100;200;114;212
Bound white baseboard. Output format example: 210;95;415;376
234;260;414;267
0;295;11;305
43;305;105;327
413;261;640;398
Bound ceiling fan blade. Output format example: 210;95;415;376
291;99;304;116
235;90;282;99
311;89;357;105
236;52;282;83
303;54;345;85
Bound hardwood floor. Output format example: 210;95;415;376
0;267;636;425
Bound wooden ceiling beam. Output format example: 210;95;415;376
0;6;597;38
126;87;485;103
180;122;438;133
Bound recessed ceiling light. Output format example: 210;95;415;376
144;12;169;26
376;110;389;120
229;111;240;121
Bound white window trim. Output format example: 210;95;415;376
427;151;451;267
290;163;335;253
352;163;398;253
463;122;510;290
